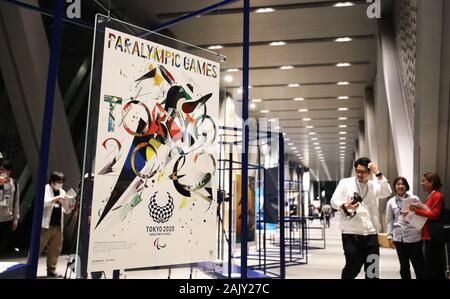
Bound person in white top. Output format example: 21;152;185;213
39;171;74;278
331;157;392;279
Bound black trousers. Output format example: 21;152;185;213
0;220;13;253
394;241;425;279
342;234;380;279
423;240;446;279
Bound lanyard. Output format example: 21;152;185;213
355;178;368;200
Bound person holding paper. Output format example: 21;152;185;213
39;171;74;278
386;177;424;279
408;172;445;279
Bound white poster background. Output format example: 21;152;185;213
87;27;220;273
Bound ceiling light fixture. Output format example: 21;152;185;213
334;2;355;7
255;7;275;13
208;45;223;50
294;97;304;101
338;96;349;100
224;75;233;82
337;81;350;85
339;117;348;120
261;110;270;113
270;41;286;46
288;83;300;87
338;107;349;111
336;62;352;67
335;37;352;42
280;65;294;70
227;68;239;72
298;109;308;112
252;99;262;103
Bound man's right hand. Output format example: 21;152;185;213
344;201;360;211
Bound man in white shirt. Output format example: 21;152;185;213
331;157;392;279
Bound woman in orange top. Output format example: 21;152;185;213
409;172;445;279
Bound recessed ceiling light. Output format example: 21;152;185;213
311;137;318;141
285;138;290;141
252;99;262;103
340;137;347;140
309;132;316;135
291;147;297;150
339;125;348;128
261;110;270;113
270;41;286;46
237;88;243;94
255;7;275;13
288;83;300;87
294;150;299;153
303;118;311;121
338;107;349;111
250;103;256;109
306;126;314;129
340;146;346;149
315;146;321;150
335;37;352;42
288;143;294;146
336;62;352;67
337;81;350;85
227;68;239;72
338;96;349;100
294;97;304;101
298;109;308;112
274;126;281;130
224;75;233;82
333;2;355;7
208;45;223;50
313;142;320;145
268;118;276;122
340;142;346;145
339;117;348;120
280;65;294;70
339;131;347;135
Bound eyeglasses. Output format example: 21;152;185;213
355;170;369;175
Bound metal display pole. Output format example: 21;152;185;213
240;0;250;279
26;0;64;279
278;133;285;279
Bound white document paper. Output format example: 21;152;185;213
60;188;76;211
66;188;77;199
405;202;430;230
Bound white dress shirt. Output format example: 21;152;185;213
331;176;392;235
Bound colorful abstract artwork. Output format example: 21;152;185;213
235;175;256;243
87;27;219;272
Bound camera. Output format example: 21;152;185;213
351;192;363;205
342;192;363;219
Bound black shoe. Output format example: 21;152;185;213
47;272;63;278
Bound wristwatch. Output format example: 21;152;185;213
375;172;382;177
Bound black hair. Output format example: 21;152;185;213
393;176;410;193
0;159;13;171
49;171;65;184
354;157;371;170
423;172;442;190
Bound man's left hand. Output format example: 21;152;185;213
368;162;379;175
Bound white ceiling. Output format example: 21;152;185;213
110;0;378;180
